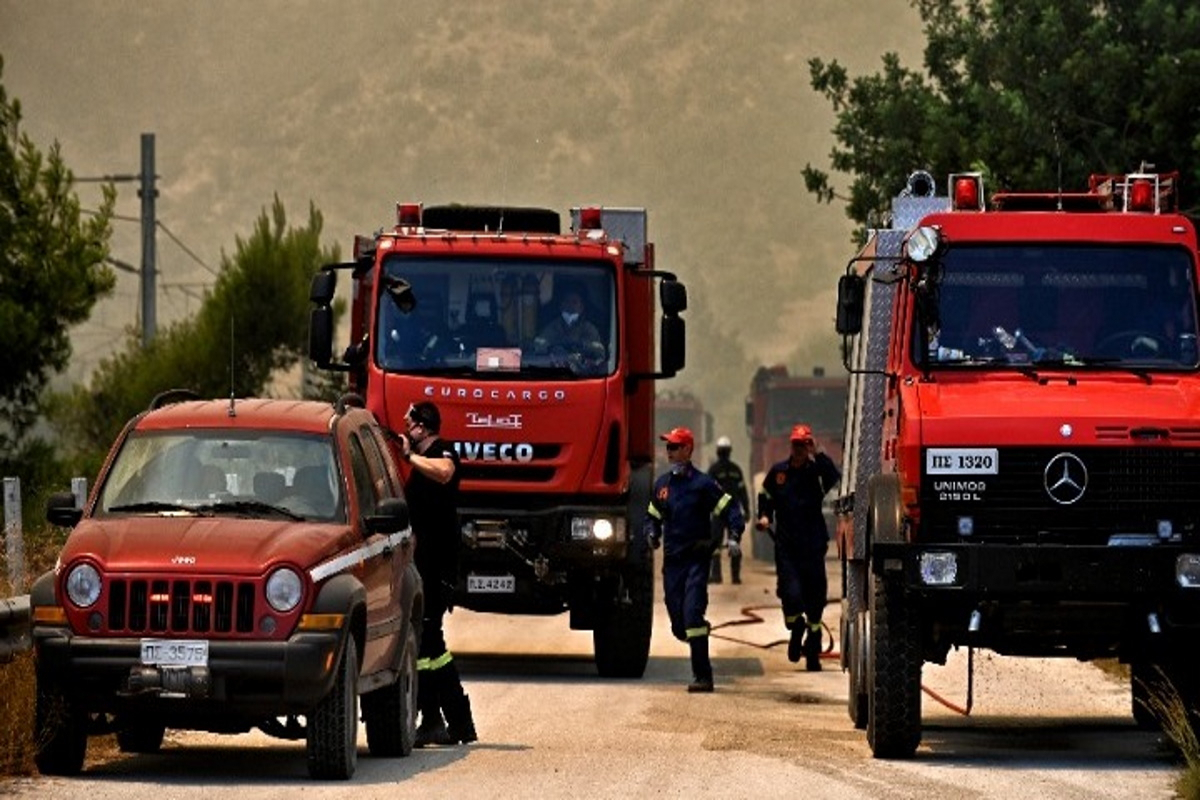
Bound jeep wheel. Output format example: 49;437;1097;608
307;640;359;780
35;677;87;775
866;571;922;758
363;624;418;757
116;719;166;753
593;553;654;678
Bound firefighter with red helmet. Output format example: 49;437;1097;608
756;423;841;671
645;427;745;692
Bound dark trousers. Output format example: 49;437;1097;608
663;556;713;680
417;584;467;718
775;539;827;628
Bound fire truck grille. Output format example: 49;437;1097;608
106;578;258;635
920;447;1200;544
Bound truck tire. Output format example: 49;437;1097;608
593;550;654;678
306;640;359;780
845;607;868;730
116;718;166;754
34;677;87;776
363;624;418;757
866;570;922;758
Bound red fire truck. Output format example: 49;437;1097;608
744;364;846;478
654;389;712;474
309;204;686;677
835;169;1200;757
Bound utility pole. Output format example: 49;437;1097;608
139;132;158;347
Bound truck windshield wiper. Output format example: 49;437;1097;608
1031;355;1151;382
197;500;305;521
106;501;209;515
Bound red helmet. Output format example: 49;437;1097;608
659;427;695;448
790;424;814;443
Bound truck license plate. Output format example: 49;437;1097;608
140;639;209;667
467;574;516;593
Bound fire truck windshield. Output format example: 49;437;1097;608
375;256;617;378
766;387;845;436
916;244;1199;370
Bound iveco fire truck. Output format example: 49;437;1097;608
835;169;1200;757
309;204;686;677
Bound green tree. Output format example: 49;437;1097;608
0;56;115;458
53;197;342;463
803;0;1200;235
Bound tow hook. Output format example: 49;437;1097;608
125;665;212;698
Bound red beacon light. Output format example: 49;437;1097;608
950;173;984;211
578;206;603;230
396;202;423;227
1127;178;1155;213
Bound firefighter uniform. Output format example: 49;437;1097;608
645;427;745;692
707;435;751;584
757;423;841;671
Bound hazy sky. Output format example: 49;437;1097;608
0;1;924;456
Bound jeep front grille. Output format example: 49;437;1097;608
106;578;257;635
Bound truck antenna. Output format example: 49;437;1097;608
1053;123;1063;211
228;315;237;417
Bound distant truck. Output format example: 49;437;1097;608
309;203;687;677
835;169;1200;758
744;364;846;558
654;389;713;474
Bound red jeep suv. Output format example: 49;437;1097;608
32;393;422;780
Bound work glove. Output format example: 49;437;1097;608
727;540;742;559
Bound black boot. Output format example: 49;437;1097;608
687;635;714;692
708;553;723;584
787;624;803;663
414;671;451;747
730;553;742;585
443;693;478;744
804;623;823;672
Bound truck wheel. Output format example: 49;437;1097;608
866;571;922;758
35;677;87;775
307;640;359;780
845;608;868;730
363;624;418;757
593;554;654;678
116;718;166;753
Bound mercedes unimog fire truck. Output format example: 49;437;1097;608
309;204;687;677
834;169;1200;757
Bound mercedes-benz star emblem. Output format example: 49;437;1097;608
1044;452;1088;505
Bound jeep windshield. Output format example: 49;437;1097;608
375;255;617;378
98;431;345;522
914;244;1199;371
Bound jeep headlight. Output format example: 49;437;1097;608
1177;554;1200;588
918;551;958;586
570;516;625;543
266;567;304;612
65;563;101;608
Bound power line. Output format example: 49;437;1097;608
157;221;218;277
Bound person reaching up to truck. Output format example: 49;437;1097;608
399;401;478;747
645;427;745;693
707;435;751;585
756;423;840;672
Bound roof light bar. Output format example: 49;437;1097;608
949;173;985;211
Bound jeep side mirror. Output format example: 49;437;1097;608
365;497;410;535
836;273;865;336
46;492;82;528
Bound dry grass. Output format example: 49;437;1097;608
0;651;38;775
1134;667;1200;800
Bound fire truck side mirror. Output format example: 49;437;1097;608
309;306;334;367
661;315;686;376
310;270;337;305
660;280;688;315
836;274;865;336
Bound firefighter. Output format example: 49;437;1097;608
756;423;840;672
645;427;746;692
707;435;751;585
399;401;478;746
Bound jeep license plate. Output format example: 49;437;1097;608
467;574;516;593
140;639;209;667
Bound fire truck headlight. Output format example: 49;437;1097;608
918;551;958;586
571;516;624;543
904;226;941;262
1176;554;1200;588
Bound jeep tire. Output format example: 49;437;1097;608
363;624;418;757
35;677;87;776
116;718;166;754
866;570;922;758
307;640;359;780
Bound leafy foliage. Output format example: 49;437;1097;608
804;0;1200;235
52;197;342;459
0;56;115;454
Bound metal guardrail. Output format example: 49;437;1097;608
0;595;31;663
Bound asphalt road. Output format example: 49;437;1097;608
4;554;1181;799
